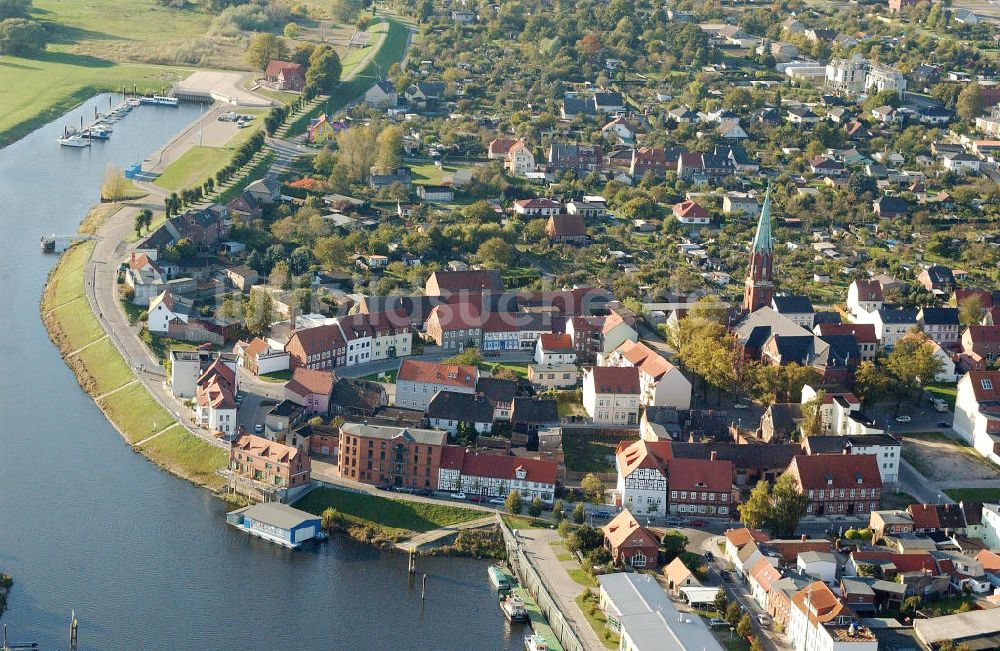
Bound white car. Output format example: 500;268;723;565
489;498;505;505
895;415;912;423
733;403;749;410
450;492;467;501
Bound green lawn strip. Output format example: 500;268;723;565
362;369;398;383
75;338;133;395
259;369;293;383
139;425;228;490
338;17;389;74
142;332;198;364
562;431;620;474
925;383;957;410
478;362;530;379
287;16;410;137
944;487;1000;503
51;300;105;351
215;151;275;204
295;485;483;534
99;382;174;444
501;514;551;530
154;145;234;192
575;591;619;650
410;161;459;186
516;588;564;651
120;298;145;325
567;567;598;588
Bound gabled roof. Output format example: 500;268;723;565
616;438;672;478
330;377;386;412
673;199;710;219
511;397;559;424
285;367;335;398
790;582;851;625
339;422;447;445
264;60;304;78
476;377;517;406
724;528;769;548
587;366;640;394
547;213;587;238
443;445;557;484
815;323;878;345
749;557;782;593
851;279;884;302
772;295;814;314
539;333;575;352
603;508;660;549
920;307;959;326
667;456;733;492
397;360;478;389
233;433;303;464
426;390;494;423
664;557;697;587
787;454;882;490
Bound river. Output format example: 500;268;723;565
0;94;524;650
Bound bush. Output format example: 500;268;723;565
528;496;543;517
505;490;523;515
589;546;612;566
0;17;46;55
572;502;586;524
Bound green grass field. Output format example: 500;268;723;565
295;486;483;534
562;431;619;473
99;382;174;443
139;425;228;489
50;299;105;351
926;382;958;410
944;487;1000;503
154;145;233;192
410;162;459;186
74;338;134;395
575;591;619;650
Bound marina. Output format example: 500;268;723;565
56;91;182;147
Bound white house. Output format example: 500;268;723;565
722;192;760;217
395;360;479;411
942;152;981;176
929;341;957;383
505;140;536;177
981;503;1000;550
797;551;838;582
952;371;1000;466
601;340;692;410
438;446;556;504
534;333;578;365
788;582;878;651
363;80;397;108
847;279;883;319
614;439;671;517
583;366;641;425
147;290;193;334
854;307;917;349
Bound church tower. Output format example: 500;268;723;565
742;187;774;314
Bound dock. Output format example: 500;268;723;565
490;565;564;651
40;234;94;254
395;514;497;552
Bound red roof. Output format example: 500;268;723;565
439;444;466;471
489;138;519;156
815;323;878;345
786;454;882;491
667;457;733;492
513;198;561;210
955;289;994;309
587;366;640;394
965;325;1000;344
603;508;660;549
286;323;347;356
398;360;478;389
672;200;710;219
852;279;884;302
616;439;672;477
547;213;587;238
964;370;1000;404
442;445;557;484
428;302;484;330
264;60;304;78
725;528;769;547
850;551;938;574
539;333;574;352
285;367;335;398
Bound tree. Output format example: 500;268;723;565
245;33;287;71
528;496;543;517
0;0;32;21
245;290;273;336
885;331;944;404
660;530;687;563
579;33;602;56
505;490;524;515
739;480;771;530
374;124;403;172
282;22;300;39
134;208;152;237
959;293;985;327
855;361;890;408
572;502;586;524
713;589;728;613
581;473;604;503
100;164;127;201
476;237;514;268
0;17;45;55
737;614;753;639
749;637;764;651
330;0;366;22
305;45;342;96
553;499;565;522
768;474;809;538
957;82;984;121
800;390;825;436
725;602;741;626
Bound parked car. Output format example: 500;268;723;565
468;495;485;503
688;519;707;527
592;510;612;519
489;498;505;505
936;421;950;429
720;570;732;581
703;551;714;561
450;492;467;501
895;415;911;423
253;423;263;434
758;614;771;628
664;518;684;526
733;403;749;410
709;618;727;627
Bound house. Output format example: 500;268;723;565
952;371;1000;465
169;350;237;399
873;195;909;219
869;509;915;542
810;156;846;177
476;377;517;421
230;434;311;492
451;9;475;23
425;269;502;297
424;302;483;352
225;502;321;548
942;152;981;176
667;455;737;518
602;116;637;142
918;307;960;348
814;323;878;362
307;113;344;144
329;377;387;419
914;610;1000;651
426;391;494;434
672;200;710;225
716;119;748;140
363;79;397;108
566;314;638;363
787;107;821;125
917;265;956;296
195;361;237;436
748;557;782;610
512;198;561;217
404;81;446;110
602;340;692;410
855;307;918;349
602;509;661;569
560;96;597;119
417;185;454;203
369;166;413;191
771;295;815;329
545;213;588;245
147;290;193;334
284;367;335;416
437;446;557;503
615;439;671;517
723;192;760;217
238;337;289;376
547;143;604;173
761;403;804;442
534;333;576;366
263;60;305;91
505;140;535;177
847;279;883;319
225;265;258;293
593;91;624;114
337;422;446;489
797;551;838;582
785;454;882;518
510;397;560;438
664;557;701;596
788;582;877;651
488;138;518;160
396;360;480;411
724;528;770;574
583;366;641;425
961;325;1000;363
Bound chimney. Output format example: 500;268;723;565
710;451;718;461
842;448;848;455
802;534;808;542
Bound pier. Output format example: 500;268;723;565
40;234;94;254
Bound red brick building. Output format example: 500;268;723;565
230;434;312;490
667;455;738;518
602;508;661;569
785;454;882;517
337;422;447;489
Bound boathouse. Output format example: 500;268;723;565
226;502;321;549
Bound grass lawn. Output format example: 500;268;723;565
410;161;459;186
139;425;228;490
479;362;530;380
575;591;619;650
567;567;598;588
880;488;917;511
362;369;398;383
944;487;1000;503
74;338;133;395
143;332;198;364
51;299;105;352
501;514;551;530
295;486;483;535
46;244;89;308
99;382;174;443
259;369;293;383
338;17;389;75
78;204;123;236
926;382;957;410
120;298;145;326
153;145;234;192
562;431;621;473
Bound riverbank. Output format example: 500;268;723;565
41;228;228;491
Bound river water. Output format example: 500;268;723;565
0;94;523;650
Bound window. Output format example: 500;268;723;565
983;379;994;391
671;491;678;499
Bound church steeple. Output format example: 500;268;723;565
742;186;775;314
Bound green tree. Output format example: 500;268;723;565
737;614;753;639
0;0;32;21
245;33;287;71
660;530;687;564
768;474;809;538
330;0;366;21
528;496;543;517
713;589;728;613
283;22;300;39
476;237;514;268
553;499;565;522
957;82;984;121
505;489;523;515
0;17;46;55
800;390;825;436
572;502;586;524
739;480;771;530
374;124;403;172
245;290;273;336
885;331;944;405
305;44;342;96
749;637;764;651
581;473;604;503
959;293;985;327
855;361;891;408
725;602;741;625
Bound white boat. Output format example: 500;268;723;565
127;98;141;107
500;595;529;623
140;95;178;107
58;134;90;148
524;634;549;651
83;127;112;140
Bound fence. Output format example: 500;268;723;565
497;517;587;651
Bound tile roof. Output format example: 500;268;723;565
547;213;587;238
851;279;883;302
673;200;710;219
772;295;814;314
539;333;575;352
790;581;851;625
815;323;877;344
964;370;1000;403
603;508;660;549
427;301;485;330
285;367;335;398
786;454;882;490
340;422;447;445
398;360;478;389
442;445;557;484
616;439;672;477
749;557;782;593
511;397;559;424
426;390;494;423
233;433;303;464
588;366;640;394
667;456;733;492
724;528;770;547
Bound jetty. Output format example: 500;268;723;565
40;234;94;254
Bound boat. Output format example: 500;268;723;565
83;127;112;140
57;126;90;147
524;634;549;651
488;565;513;594
500;594;529;623
127;97;141;107
140;95;178;107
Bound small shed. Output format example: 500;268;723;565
226;502;322;549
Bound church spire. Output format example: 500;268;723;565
751;185;773;254
742;185;775;314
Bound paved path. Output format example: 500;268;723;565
898;458;954;504
517;528;605;651
396;515;498;552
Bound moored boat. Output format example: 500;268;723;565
524;633;549;651
57;127;90;147
488;565;513;594
83;127;112;140
500;594;528;623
